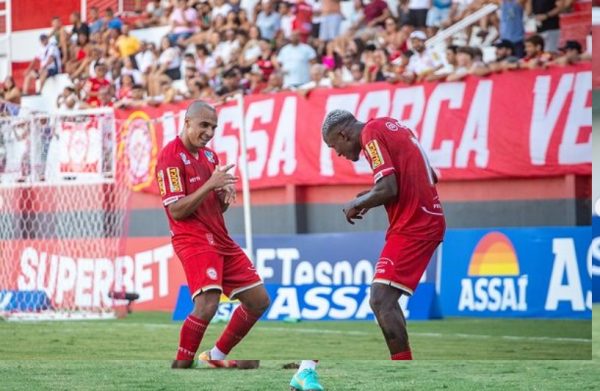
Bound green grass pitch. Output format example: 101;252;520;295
0;306;596;390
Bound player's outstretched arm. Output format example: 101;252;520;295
169;164;238;220
343;175;398;224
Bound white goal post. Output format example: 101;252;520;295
0;108;131;321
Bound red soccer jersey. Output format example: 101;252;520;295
156;137;240;255
361;117;446;241
85;77;111;107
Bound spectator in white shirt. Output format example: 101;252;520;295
23;34;62;94
212;0;234;19
403;30;442;82
275;30;317;88
279;2;295;39
213;29;241;64
298;63;333;90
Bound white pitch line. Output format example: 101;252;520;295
258;327;591;343
62;322;592;343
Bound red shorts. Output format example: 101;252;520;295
373;235;441;295
176;248;263;300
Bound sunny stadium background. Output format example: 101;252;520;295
0;1;596;390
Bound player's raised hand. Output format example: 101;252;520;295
208;164;238;190
221;184;237;205
342;202;365;225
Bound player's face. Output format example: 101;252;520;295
325;128;361;162
185;108;218;149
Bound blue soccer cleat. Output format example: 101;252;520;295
289;368;324;391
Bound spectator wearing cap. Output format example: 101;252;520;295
521;34;552;68
216;66;243;98
256;0;282;41
550;40;590;66
23;34;63;94
402;30;442;83
489;39;520;71
496;0;525;58
530;0;572;54
275;30;317;88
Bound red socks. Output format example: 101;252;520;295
215;305;261;354
391;350;413;360
176;315;209;360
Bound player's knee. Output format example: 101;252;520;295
191;293;220;320
246;294;270;315
369;292;393;314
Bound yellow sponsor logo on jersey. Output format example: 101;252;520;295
366;140;384;169
157;170;166;196
167;167;182;193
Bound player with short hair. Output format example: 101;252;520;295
157;100;270;368
321;110;446;360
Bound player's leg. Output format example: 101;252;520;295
290;360;324;391
209;284;270;359
205;250;268;360
369;283;412;360
172;290;221;368
172;250;225;369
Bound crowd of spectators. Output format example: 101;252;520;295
0;0;592;112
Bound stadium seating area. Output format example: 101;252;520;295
0;0;593;114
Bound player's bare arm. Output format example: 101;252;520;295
343;175;398;224
169;164;238;220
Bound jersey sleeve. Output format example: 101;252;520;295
362;124;395;183
156;151;188;207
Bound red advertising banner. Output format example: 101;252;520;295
115;65;592;195
1;238;185;311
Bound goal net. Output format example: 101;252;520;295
0;108;131;320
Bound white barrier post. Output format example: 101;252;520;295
236;93;254;262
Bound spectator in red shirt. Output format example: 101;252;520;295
84;62;111;107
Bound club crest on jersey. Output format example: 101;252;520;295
204;150;216;163
366;140;384;169
206;267;218;280
167;167;182;192
179;152;191;165
385;121;399;131
157;170;166;196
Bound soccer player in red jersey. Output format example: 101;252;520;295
321;110;446;360
156;101;270;369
